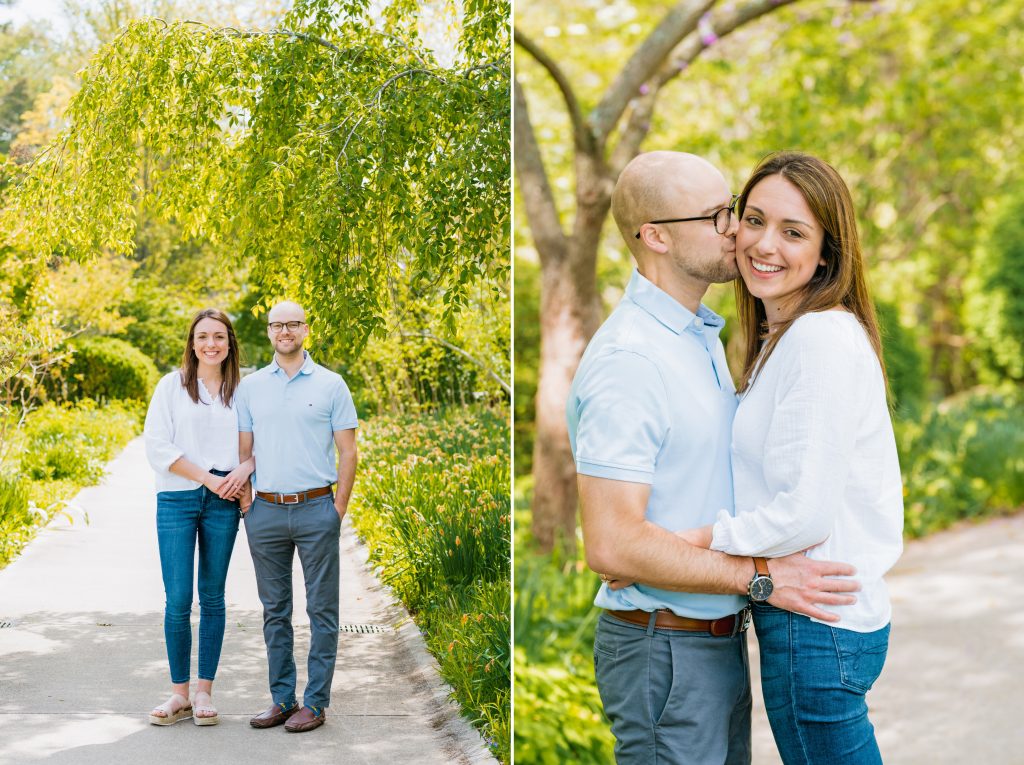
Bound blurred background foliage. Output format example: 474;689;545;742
514;0;1024;760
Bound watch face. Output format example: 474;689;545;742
750;576;774;602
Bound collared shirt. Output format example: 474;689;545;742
236;352;358;493
144;370;240;492
711;311;904;632
567;269;745;619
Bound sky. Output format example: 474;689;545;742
0;0;461;65
0;0;72;36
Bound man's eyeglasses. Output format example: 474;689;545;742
268;321;306;333
635;195;739;239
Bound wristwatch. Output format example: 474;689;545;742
747;557;773;602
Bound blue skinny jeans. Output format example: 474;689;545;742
156;472;239;684
753;602;890;765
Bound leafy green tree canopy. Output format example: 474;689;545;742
7;0;510;354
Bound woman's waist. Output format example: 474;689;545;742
777;574;893;633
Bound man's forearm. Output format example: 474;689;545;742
587;518;752;596
335;452;357;507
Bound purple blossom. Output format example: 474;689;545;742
699;12;718;46
639;83;650;95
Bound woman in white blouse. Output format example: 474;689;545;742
702;152;902;764
143;308;254;726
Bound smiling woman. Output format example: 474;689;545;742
709;152;903;765
143;308;255;727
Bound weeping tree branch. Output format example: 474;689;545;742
399;330;511;396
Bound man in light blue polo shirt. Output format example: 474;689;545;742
568;152;858;764
237;300;358;733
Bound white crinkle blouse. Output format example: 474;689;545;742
143;370;240;493
711;311;904;632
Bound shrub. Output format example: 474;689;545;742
54;336;159;403
20;398;143;485
965;187;1024;383
0;472;33;566
899;385;1024;536
20;439;105;482
876;300;927;416
513;488;615;765
514;651;613;765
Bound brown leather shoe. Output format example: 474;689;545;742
284;705;326;732
249;702;299;729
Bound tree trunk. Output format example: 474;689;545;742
530;155;610;553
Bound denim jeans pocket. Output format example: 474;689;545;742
831;624;890;693
594;630;619;661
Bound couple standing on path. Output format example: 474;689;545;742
567;151;904;764
143;300;359;733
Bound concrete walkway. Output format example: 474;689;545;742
0;438;497;765
750;512;1024;763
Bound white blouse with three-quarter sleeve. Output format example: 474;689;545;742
143;370;240;493
710;311;904;632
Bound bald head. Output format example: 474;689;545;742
612;152;729;258
268;300;306;323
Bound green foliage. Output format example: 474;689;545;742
899;386;1024;537
9;0;510;359
966;187;1024;383
426;578;511;757
54;336;159;403
513;255;539;476
114;277;194;372
513;484;614;764
0;470;33;567
515;650;612;765
340;275;510;416
19;398;144;483
0;21;58;155
348;407;510;761
876;300;927;417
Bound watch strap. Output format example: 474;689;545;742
753;557;770;578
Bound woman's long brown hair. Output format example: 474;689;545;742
735;151;886;394
179;308;241;406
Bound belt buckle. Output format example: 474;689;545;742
280;493;301;505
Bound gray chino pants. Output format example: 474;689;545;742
244;494;341;709
594;612;752;765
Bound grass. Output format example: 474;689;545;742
348;405;511;763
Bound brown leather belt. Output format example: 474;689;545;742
607;607;751;637
255;487;333;505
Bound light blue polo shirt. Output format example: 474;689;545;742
567;269;745;619
236;352;358;494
